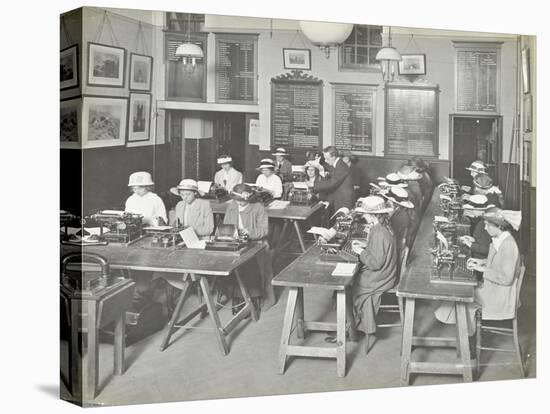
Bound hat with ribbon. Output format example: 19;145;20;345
258;158;276;170
462;194;495;210
355;195;394;214
466;160;487;175
473;173;493;190
230;183;255;202
482;207;522;231
217;155;233;165
397;165;422;181
170;179;200;196
128;171;154;187
272;148;289;157
378;173;408;188
380;186;414;209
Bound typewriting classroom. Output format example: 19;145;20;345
58;4;537;409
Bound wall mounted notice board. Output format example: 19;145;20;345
271;71;323;151
215;34;258;103
332;83;377;154
385;84;439;157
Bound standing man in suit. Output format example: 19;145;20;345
272;147;293;183
308;146;354;214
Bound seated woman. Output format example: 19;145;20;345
272;148;293;183
410;156;434;211
472;173;504;208
125;171;167;226
213;154;243;192
463;160;488;193
306;150;329;177
351;196;398;351
459;194;495;260
303;161;329;226
435;207;522;339
380;186;414;254
223;184;276;312
255;158;283;199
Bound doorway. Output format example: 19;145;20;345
450;115;502;186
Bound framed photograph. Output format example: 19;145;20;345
522;48;530;94
524;94;532;132
127;93;152;143
82;96;127;149
60;97;81;149
130;53;153;91
60;45;79;90
283;48;311;70
398;54;426;75
87;42;126;88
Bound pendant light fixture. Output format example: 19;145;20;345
175;13;204;72
299;20;354;58
376;26;402;82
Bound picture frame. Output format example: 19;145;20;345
398;54;426;75
523;94;532;132
522;48;530;94
127;93;152;143
60;97;81;149
87;42;126;88
60;44;79;90
283;48;311;70
129;53;153;91
82;96;128;149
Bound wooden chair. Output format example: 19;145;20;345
475;263;526;377
365;243;409;354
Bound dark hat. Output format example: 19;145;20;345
258;158;276;170
230;183;255;202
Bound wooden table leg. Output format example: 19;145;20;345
278;287;298;374
346;288;358;342
295;288;305;339
159;275;191;352
456;302;473;382
400;297;415;386
113;311;125;376
199;276;230;356
336;290;347;377
234;269;258;322
69;299;81;399
85;300;99;401
292;220;306;253
277;220;289;249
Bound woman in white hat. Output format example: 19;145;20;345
380;186;414;253
351;196;398;352
213;154;243;192
272;147;293;183
255;158;283;199
169;179;214;238
461;160;488;194
125;171;167;226
435;207;522;338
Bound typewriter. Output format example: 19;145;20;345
87;210;144;243
141;226;187;248
251;186;274;205
60;210;81;241
199;181;230;201
204;224;249;252
287;185;318;206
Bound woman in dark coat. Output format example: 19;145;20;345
380;186;415;254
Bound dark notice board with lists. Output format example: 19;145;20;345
271;71;323;150
332;83;377;154
385;84;439;157
456;50;498;112
215;34;257;103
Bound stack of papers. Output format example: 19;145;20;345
331;262;359;277
268;200;290;209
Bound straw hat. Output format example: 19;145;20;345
466;160;487;175
217;155;233;165
378;173;408;188
170;179;199;196
462;194;495;210
230;183;255;202
380;187;414;209
397;165;422;181
128;171;154;187
482;207;522;231
272;147;289;157
258;158;276;170
355;196;394;214
473;173;493;190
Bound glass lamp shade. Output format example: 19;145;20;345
375;46;402;61
299;21;354;47
175;42;204;59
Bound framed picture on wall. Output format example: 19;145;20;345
127;93;152;143
60;45;79;90
129;53;153;91
87;42;126;88
82;96;127;149
522;48;530;94
283;48;311;70
60;97;81;149
398;54;426;75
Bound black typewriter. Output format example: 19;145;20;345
141;226;186;248
288;186;318;206
86;210;144;243
200;182;230;201
291;171;306;182
205;224;249;252
251;186;274;205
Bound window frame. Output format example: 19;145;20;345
338;25;383;72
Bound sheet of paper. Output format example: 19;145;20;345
101;210;125;215
436;230;449;249
292;182;308;189
249;119;260;145
292;165;305;173
434;215;450;223
330;207;350;220
332;262;358;277
143;226;173;231
307;226;337;241
197;181;213;195
179;227;205;249
268;200;290;209
439;194;452;201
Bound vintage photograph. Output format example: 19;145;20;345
81;96;127;148
130;53;153;91
59;5;537;410
60;44;79;90
60;98;81;148
87;42;126;87
283;48;311;70
128;92;152;142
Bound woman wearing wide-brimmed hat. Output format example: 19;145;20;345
255;158;283;199
472;173;504;208
459;194;495;261
168;179;214;238
380;186;414;253
272;147;293;183
125;171;167;226
435;207;522;339
213;154;243;192
222;184;276;312
351;196;398;352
